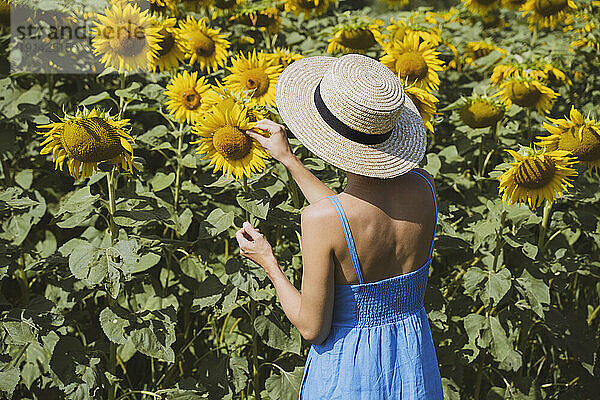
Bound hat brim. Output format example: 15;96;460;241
275;56;427;179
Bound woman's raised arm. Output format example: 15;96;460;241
245;119;336;204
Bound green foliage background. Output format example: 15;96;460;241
1;0;599;399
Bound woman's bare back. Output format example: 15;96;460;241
319;168;436;285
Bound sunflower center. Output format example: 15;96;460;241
113;27;147;57
297;0;319;9
241;69;269;97
473;47;492;59
338;29;376;50
190;31;216;58
559;126;600;161
61;117;124;163
215;0;237;9
157;29;175;56
396;52;429;82
514;156;556;189
534;0;568;16
213;125;253;160
507;82;542;108
475;0;498;5
460;101;504;128
181;89;202;110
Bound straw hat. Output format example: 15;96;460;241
275;53;427;178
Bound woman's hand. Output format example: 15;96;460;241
235;221;278;272
245;119;295;164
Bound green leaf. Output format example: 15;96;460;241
99;307;129;345
522;242;538;259
485;268;512;307
150;172;176;192
2;321;36;344
488;315;522;371
131;252;161;274
516;269;550;318
0;367;20;397
254;315;299;353
229;356;249;393
200;208;234;238
265;366;304;400
67;239;107;285
236;189;270;219
176;208;194;235
14;169;33;190
192;274;225;311
130;321;176;363
79;91;111;106
115;82;142;99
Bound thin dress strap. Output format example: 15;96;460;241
408;170;438;259
327;195;364;284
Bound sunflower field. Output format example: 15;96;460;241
1;0;600;398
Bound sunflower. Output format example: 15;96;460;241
230;3;280;35
404;86;438;132
381;0;410;7
164;71;212;124
459;96;505;128
490;62;570;86
224;50;283;107
571;36;600;52
284;0;332;19
497;78;559;114
202;81;267;121
37;108;137;180
211;0;245;18
265;47;304;68
501;0;526;9
537;106;600;174
521;0;577;29
461;0;501;14
380;32;444;91
177;15;230;72
464;41;506;65
192;98;270;180
327;20;383;54
91;3;161;73
498;148;578;208
152;18;186;72
385;17;442;46
180;0;214;13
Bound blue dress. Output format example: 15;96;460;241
299;170;444;400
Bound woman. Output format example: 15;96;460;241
235;54;444;399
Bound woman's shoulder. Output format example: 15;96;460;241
409;168;435;188
300;197;336;221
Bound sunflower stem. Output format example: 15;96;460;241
492;210;506;272
250;298;261;399
106;167;119;400
537;200;553;257
107;168;119;244
173;123;184;216
477;131;485;177
118;73;127;119
241;175;261;398
285;168;301;208
526;107;533;146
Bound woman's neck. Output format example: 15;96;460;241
343;171;398;198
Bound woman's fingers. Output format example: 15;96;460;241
235;228;252;249
243;221;262;240
245;130;268;146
